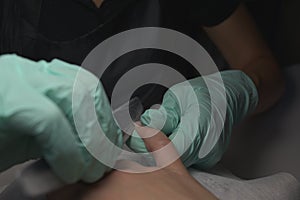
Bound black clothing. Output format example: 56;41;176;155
0;0;239;108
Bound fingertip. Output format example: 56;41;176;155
134;126;169;151
141;109;165;126
141;106;179;135
134;127;172;157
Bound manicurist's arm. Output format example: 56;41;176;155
204;4;285;113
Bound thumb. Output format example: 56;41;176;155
134;125;186;172
127;90;181;153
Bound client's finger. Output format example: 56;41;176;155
134;125;187;172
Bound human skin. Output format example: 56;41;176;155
92;0;104;8
204;4;285;113
47;126;218;200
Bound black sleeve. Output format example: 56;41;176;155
187;0;240;27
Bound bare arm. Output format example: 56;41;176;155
204;4;285;113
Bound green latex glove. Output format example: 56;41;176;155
0;54;123;184
127;70;258;169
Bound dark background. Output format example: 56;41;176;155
245;0;300;67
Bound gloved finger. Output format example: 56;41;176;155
140;90;181;135
127;90;182;153
22;58;84;126
6;56;93;127
167;105;226;169
71;68;123;183
0;55;78;126
4;89;87;184
125;129;148;153
0;56;115;183
30;59;123;169
134;125;187;173
167;119;202;168
26;58;122;182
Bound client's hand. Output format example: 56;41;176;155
48;126;218;200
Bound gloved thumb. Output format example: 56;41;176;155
140;91;181;135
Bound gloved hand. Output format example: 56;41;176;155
127;70;258;169
0;54;123;184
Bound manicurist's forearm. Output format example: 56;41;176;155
241;54;285;114
203;4;285;114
